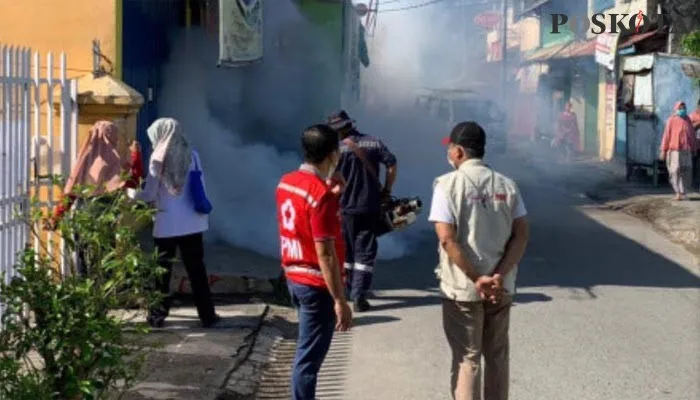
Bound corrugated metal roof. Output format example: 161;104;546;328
618;31;658;49
522;42;570;62
567;39;597;57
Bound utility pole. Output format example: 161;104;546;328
501;0;508;106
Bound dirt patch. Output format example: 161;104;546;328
604;196;700;262
616;198;667;220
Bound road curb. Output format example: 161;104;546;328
169;265;277;295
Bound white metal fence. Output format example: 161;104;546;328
0;45;78;328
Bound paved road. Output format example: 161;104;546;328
314;159;700;400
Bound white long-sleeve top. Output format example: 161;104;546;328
131;150;209;239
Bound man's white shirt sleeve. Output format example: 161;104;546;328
512;193;527;219
428;187;455;224
429;187;528;223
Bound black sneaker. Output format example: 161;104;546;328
353;298;371;313
201;314;221;328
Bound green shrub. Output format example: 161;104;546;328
0;188;165;400
681;30;700;58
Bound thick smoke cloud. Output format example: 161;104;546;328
154;1;430;259
156;0;509;261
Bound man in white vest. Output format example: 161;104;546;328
429;121;529;400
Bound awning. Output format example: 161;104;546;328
618;31;658;49
522;39;596;63
522;42;569;62
565;39;597;57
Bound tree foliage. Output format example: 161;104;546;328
0;187;164;399
681;30;700;58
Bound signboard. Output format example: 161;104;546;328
595;32;618;71
474;11;501;29
218;0;264;67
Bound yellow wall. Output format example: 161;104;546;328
0;0;119;78
598;68;615;160
0;0;126;170
518;16;541;52
0;0;127;261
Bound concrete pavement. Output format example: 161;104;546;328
115;302;268;400
254;153;700;400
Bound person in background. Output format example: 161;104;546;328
689;99;700;131
553;102;581;161
277;124;352;400
129;117;219;328
47;120;144;275
688;99;700;187
327;110;398;312
430;121;529;400
660;102;697;201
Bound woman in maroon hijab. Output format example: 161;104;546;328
552;102;582;161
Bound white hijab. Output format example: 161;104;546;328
147;118;192;195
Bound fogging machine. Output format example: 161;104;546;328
376;196;423;237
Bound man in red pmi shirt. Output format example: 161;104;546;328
276;124;352;400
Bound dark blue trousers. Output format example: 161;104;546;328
288;282;336;400
342;212;379;301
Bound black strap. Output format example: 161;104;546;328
343;138;382;190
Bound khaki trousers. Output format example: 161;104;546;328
442;296;512;400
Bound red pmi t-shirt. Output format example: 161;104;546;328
276;168;344;289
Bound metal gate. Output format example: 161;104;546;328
0;45;78;328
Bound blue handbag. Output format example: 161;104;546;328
189;153;213;214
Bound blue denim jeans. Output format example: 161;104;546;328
288;281;336;400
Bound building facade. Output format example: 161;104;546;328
485;0;678;160
1;0;365;157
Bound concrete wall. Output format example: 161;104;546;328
0;0;119;78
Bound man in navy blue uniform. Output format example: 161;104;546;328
327;110;398;312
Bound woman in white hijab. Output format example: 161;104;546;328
130;118;219;328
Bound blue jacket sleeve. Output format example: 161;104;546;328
377;139;397;167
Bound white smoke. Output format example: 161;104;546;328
156;1;441;260
157;30;299;257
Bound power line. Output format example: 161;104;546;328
377;0;500;12
378;0;449;13
380;0;496;4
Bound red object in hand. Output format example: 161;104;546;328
124;149;144;189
